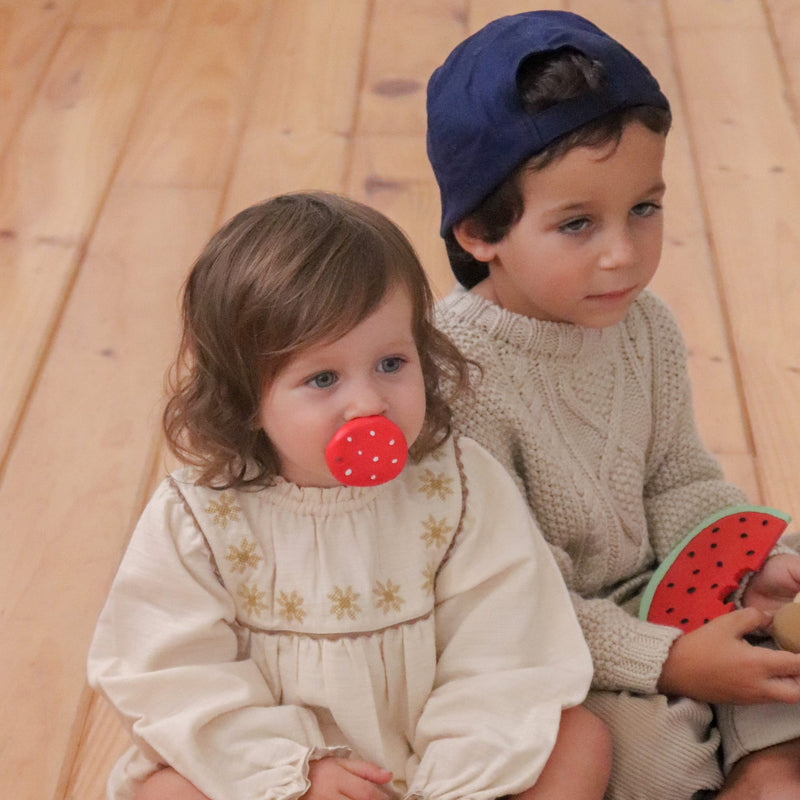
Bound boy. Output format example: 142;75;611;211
428;11;800;800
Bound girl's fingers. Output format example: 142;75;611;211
340;760;393;785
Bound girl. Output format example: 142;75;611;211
87;192;610;800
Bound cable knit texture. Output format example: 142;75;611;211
436;287;749;694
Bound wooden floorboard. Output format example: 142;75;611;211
2;1;799;797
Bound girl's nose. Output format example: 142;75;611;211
598;228;636;270
343;381;388;421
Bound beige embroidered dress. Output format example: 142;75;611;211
88;436;591;800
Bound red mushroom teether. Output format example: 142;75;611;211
325;415;408;487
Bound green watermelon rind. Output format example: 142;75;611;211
638;504;791;625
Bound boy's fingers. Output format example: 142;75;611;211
724;606;772;636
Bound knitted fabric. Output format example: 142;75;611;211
436;287;747;693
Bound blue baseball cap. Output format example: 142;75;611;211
426;11;670;239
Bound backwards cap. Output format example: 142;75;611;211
426;11;669;240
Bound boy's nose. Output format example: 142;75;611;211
599;229;636;270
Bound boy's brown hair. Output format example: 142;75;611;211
164;192;470;489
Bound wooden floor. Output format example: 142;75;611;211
3;0;800;797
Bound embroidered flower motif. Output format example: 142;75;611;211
418;469;454;500
374;579;404;613
237;583;267;616
277;589;306;623
421;563;437;595
420;515;449;548
205;493;240;528
224;538;262;573
328;585;361;620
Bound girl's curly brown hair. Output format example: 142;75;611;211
164;192;470;489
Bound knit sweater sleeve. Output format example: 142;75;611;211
637;293;747;559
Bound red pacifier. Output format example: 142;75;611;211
325;415;408;487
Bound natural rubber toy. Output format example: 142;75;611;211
639;505;790;634
773;596;800;652
325;416;407;487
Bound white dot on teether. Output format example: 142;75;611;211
370;475;377;480
369;430;376;436
358;450;362;455
347;436;353;442
391;458;398;464
345;469;352;476
389;439;395;446
373;456;379;462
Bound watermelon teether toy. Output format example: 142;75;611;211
325;415;407;487
639;505;791;633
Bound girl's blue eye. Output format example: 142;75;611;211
378;356;404;374
308;371;337;389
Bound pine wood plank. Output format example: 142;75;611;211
358;0;467;136
72;0;173;27
348;133;453;299
0;26;159;241
222;0;368;215
0;240;77;461
242;0;367;135
348;2;471;299
115;0;266;189
0;25;160;477
62;692;131;800
0;1;76;158
0;184;219;800
764;0;800;120
668;0;800;520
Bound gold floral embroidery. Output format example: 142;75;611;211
374;579;404;613
224;538;262;573
205;493;240;528
329;585;361;620
421;563;436;594
277;590;306;623
420;515;449;548
418;469;454;500
237;583;267;616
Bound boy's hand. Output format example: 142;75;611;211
657;607;800;704
303;757;393;800
743;553;800;615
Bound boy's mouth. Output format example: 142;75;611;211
587;286;636;301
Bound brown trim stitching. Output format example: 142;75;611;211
435;436;468;575
235;607;435;640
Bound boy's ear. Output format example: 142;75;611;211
452;218;498;263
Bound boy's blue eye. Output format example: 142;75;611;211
308;371;337;389
378;356;403;374
632;202;661;218
559;217;591;234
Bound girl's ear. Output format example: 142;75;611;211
452;218;498;263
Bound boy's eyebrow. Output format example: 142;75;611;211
550;181;667;214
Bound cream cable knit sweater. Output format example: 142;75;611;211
436;287;748;694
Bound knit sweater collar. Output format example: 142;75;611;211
438;284;621;359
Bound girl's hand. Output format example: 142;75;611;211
744;553;800;615
303;758;393;800
657;607;800;704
